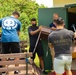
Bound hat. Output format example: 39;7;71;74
54;17;64;25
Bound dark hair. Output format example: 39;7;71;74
12;11;20;17
54;17;64;25
31;18;36;21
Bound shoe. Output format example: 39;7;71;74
14;71;20;74
1;72;6;75
42;70;47;74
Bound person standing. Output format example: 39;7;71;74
0;11;21;74
49;13;59;30
28;18;47;74
48;17;76;75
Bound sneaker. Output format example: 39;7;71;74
42;70;47;74
14;71;20;74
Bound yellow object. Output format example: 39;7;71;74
72;52;76;59
34;53;40;67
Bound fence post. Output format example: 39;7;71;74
26;53;28;75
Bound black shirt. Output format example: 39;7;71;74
28;26;41;46
48;28;74;57
49;22;56;28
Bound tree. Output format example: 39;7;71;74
0;0;46;40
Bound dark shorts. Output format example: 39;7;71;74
2;42;20;54
29;43;43;60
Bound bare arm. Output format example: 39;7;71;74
48;43;55;71
30;28;40;35
50;27;57;30
74;32;76;38
48;43;55;58
30;26;42;35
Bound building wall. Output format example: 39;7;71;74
53;0;76;7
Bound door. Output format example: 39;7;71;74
38;7;68;70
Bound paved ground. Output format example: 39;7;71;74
4;64;49;75
5;64;33;75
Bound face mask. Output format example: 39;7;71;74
32;24;36;26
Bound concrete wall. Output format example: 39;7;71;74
53;0;76;7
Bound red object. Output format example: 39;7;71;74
48;72;66;75
48;70;76;75
63;72;66;75
72;70;76;75
54;72;66;75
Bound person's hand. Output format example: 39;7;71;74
39;26;43;31
51;27;57;30
74;32;76;38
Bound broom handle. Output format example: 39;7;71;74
33;31;41;54
72;24;76;32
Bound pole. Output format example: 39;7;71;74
33;31;42;54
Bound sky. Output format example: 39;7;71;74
36;0;53;8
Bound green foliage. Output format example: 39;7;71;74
0;0;46;41
19;31;28;40
19;13;30;34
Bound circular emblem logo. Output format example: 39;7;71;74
2;18;17;30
